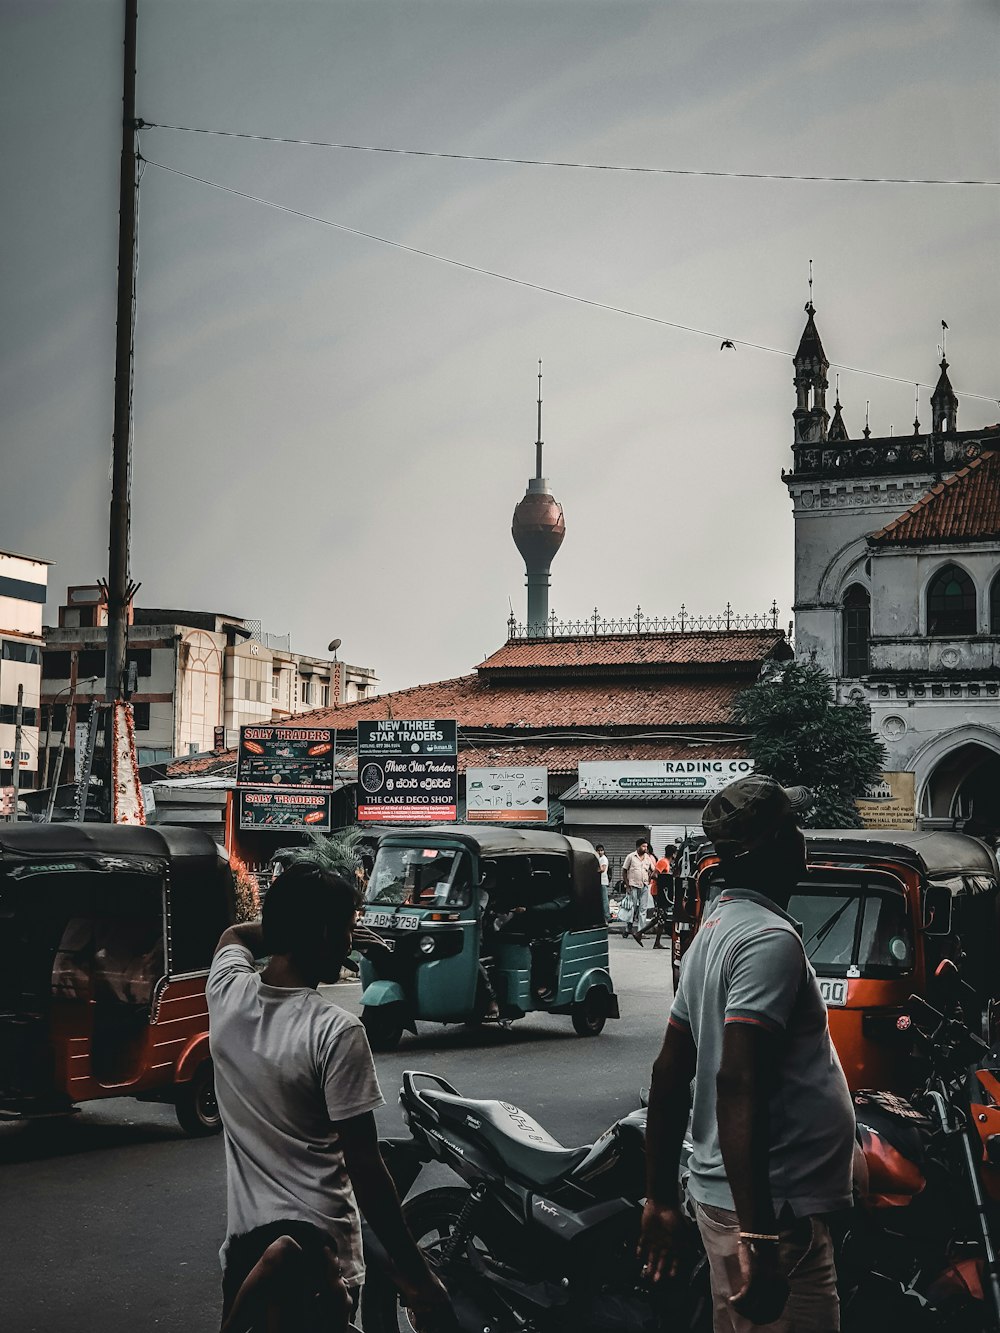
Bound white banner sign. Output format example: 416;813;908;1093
466;767;548;822
578;759;754;802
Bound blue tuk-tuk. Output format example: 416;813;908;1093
357;826;619;1050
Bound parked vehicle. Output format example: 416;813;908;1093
0;824;236;1135
671;830;1000;1092
839;959;1000;1331
361;1070;708;1333
356;826;619;1051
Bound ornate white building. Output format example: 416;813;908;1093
784;303;1000;837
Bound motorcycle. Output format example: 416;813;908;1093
842;959;1000;1331
361;1071;710;1333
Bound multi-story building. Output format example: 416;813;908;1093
784;302;1000;836
0;549;49;790
41;587;378;780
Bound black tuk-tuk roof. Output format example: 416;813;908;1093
805;829;999;893
0;824;235;974
376;824;604;926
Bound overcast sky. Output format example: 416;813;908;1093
2;1;997;692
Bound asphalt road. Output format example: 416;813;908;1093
0;935;672;1333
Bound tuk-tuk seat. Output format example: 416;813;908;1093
422;1089;590;1188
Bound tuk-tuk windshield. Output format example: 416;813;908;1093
366;846;472;910
791;877;913;978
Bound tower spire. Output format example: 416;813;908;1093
792;290;830;445
535;359;543;480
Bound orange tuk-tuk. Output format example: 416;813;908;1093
0;824;237;1134
672;829;1000;1092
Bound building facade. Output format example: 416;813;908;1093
0;549;49;789
784;304;1000;836
41;587;378;780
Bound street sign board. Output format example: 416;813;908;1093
466;766;548;822
237;726;336;789
238;788;332;831
578;759;754;802
856;771;917;831
357;720;457;822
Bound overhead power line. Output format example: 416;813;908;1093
140;121;1000;188
140;155;998;405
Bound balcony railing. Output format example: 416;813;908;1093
506;602;782;639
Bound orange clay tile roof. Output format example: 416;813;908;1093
870;450;1000;545
477;629;787;672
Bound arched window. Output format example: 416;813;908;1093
842;584;871;677
927;564;976;636
991;572;1000;635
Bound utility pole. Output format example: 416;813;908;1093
105;0;139;713
11;684;24;822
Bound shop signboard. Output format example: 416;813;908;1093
239;788;332;831
578;759;754;802
856;771;917;831
237;726;336;789
466;767;548;822
357;719;457;822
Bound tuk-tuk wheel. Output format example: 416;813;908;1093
175;1061;223;1137
362;1005;404;1053
571;987;609;1037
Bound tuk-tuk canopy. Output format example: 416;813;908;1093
378;824;605;928
805;829;999;896
0;824;235;974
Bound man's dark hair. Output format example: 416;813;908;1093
635;837;646;847
595;844;605;852
262;862;360;957
664;844;678;856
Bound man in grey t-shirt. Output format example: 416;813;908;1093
638;776;855;1331
208;862;454;1331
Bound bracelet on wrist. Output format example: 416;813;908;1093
738;1231;780;1243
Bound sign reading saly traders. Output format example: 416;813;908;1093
239;788;333;830
237;726;336;789
356;719;457;822
578;759;754;801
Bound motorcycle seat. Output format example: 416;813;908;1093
423;1091;591;1188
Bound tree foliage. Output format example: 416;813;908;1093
735;660;886;828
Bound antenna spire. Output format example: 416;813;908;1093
535;359;543;479
807;258;813;308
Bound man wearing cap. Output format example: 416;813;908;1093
638;776;855;1332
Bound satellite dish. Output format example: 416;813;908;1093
328;639;342;653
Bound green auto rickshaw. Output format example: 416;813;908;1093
357;825;619;1050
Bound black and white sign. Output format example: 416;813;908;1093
357;720;457;822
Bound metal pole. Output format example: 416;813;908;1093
45;688;76;822
40;701;52;791
11;684;23;822
105;0;139;710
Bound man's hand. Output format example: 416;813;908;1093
730;1238;789;1324
398;1271;459;1331
637;1200;685;1282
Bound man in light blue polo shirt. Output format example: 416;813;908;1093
638;776;855;1331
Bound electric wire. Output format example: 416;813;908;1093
140;122;1000;188
140;156;999;405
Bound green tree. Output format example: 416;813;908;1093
735;660;886;828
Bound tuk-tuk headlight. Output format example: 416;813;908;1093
418;935;436;956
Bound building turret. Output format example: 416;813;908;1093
931;357;959;434
828;376;849;441
793;301;830;444
511;363;565;635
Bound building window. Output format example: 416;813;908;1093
78;649;106;677
927;564;977;636
320;683;330;707
126;649;152;677
0;705;39;727
43;651;72;679
1;640;40;665
301;679;312;706
991;573;1000;635
272;672;281;701
842;584;871;677
132;702;150;730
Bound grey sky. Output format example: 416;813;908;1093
2;1;997;692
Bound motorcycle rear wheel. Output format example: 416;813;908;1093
361;1186;495;1333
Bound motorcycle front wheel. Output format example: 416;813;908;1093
361;1186;500;1333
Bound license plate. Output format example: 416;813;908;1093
819;978;848;1007
361;911;419;931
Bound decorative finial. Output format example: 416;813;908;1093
941;319;948;359
913;384;921;435
863;400;871;440
808;258;813;308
